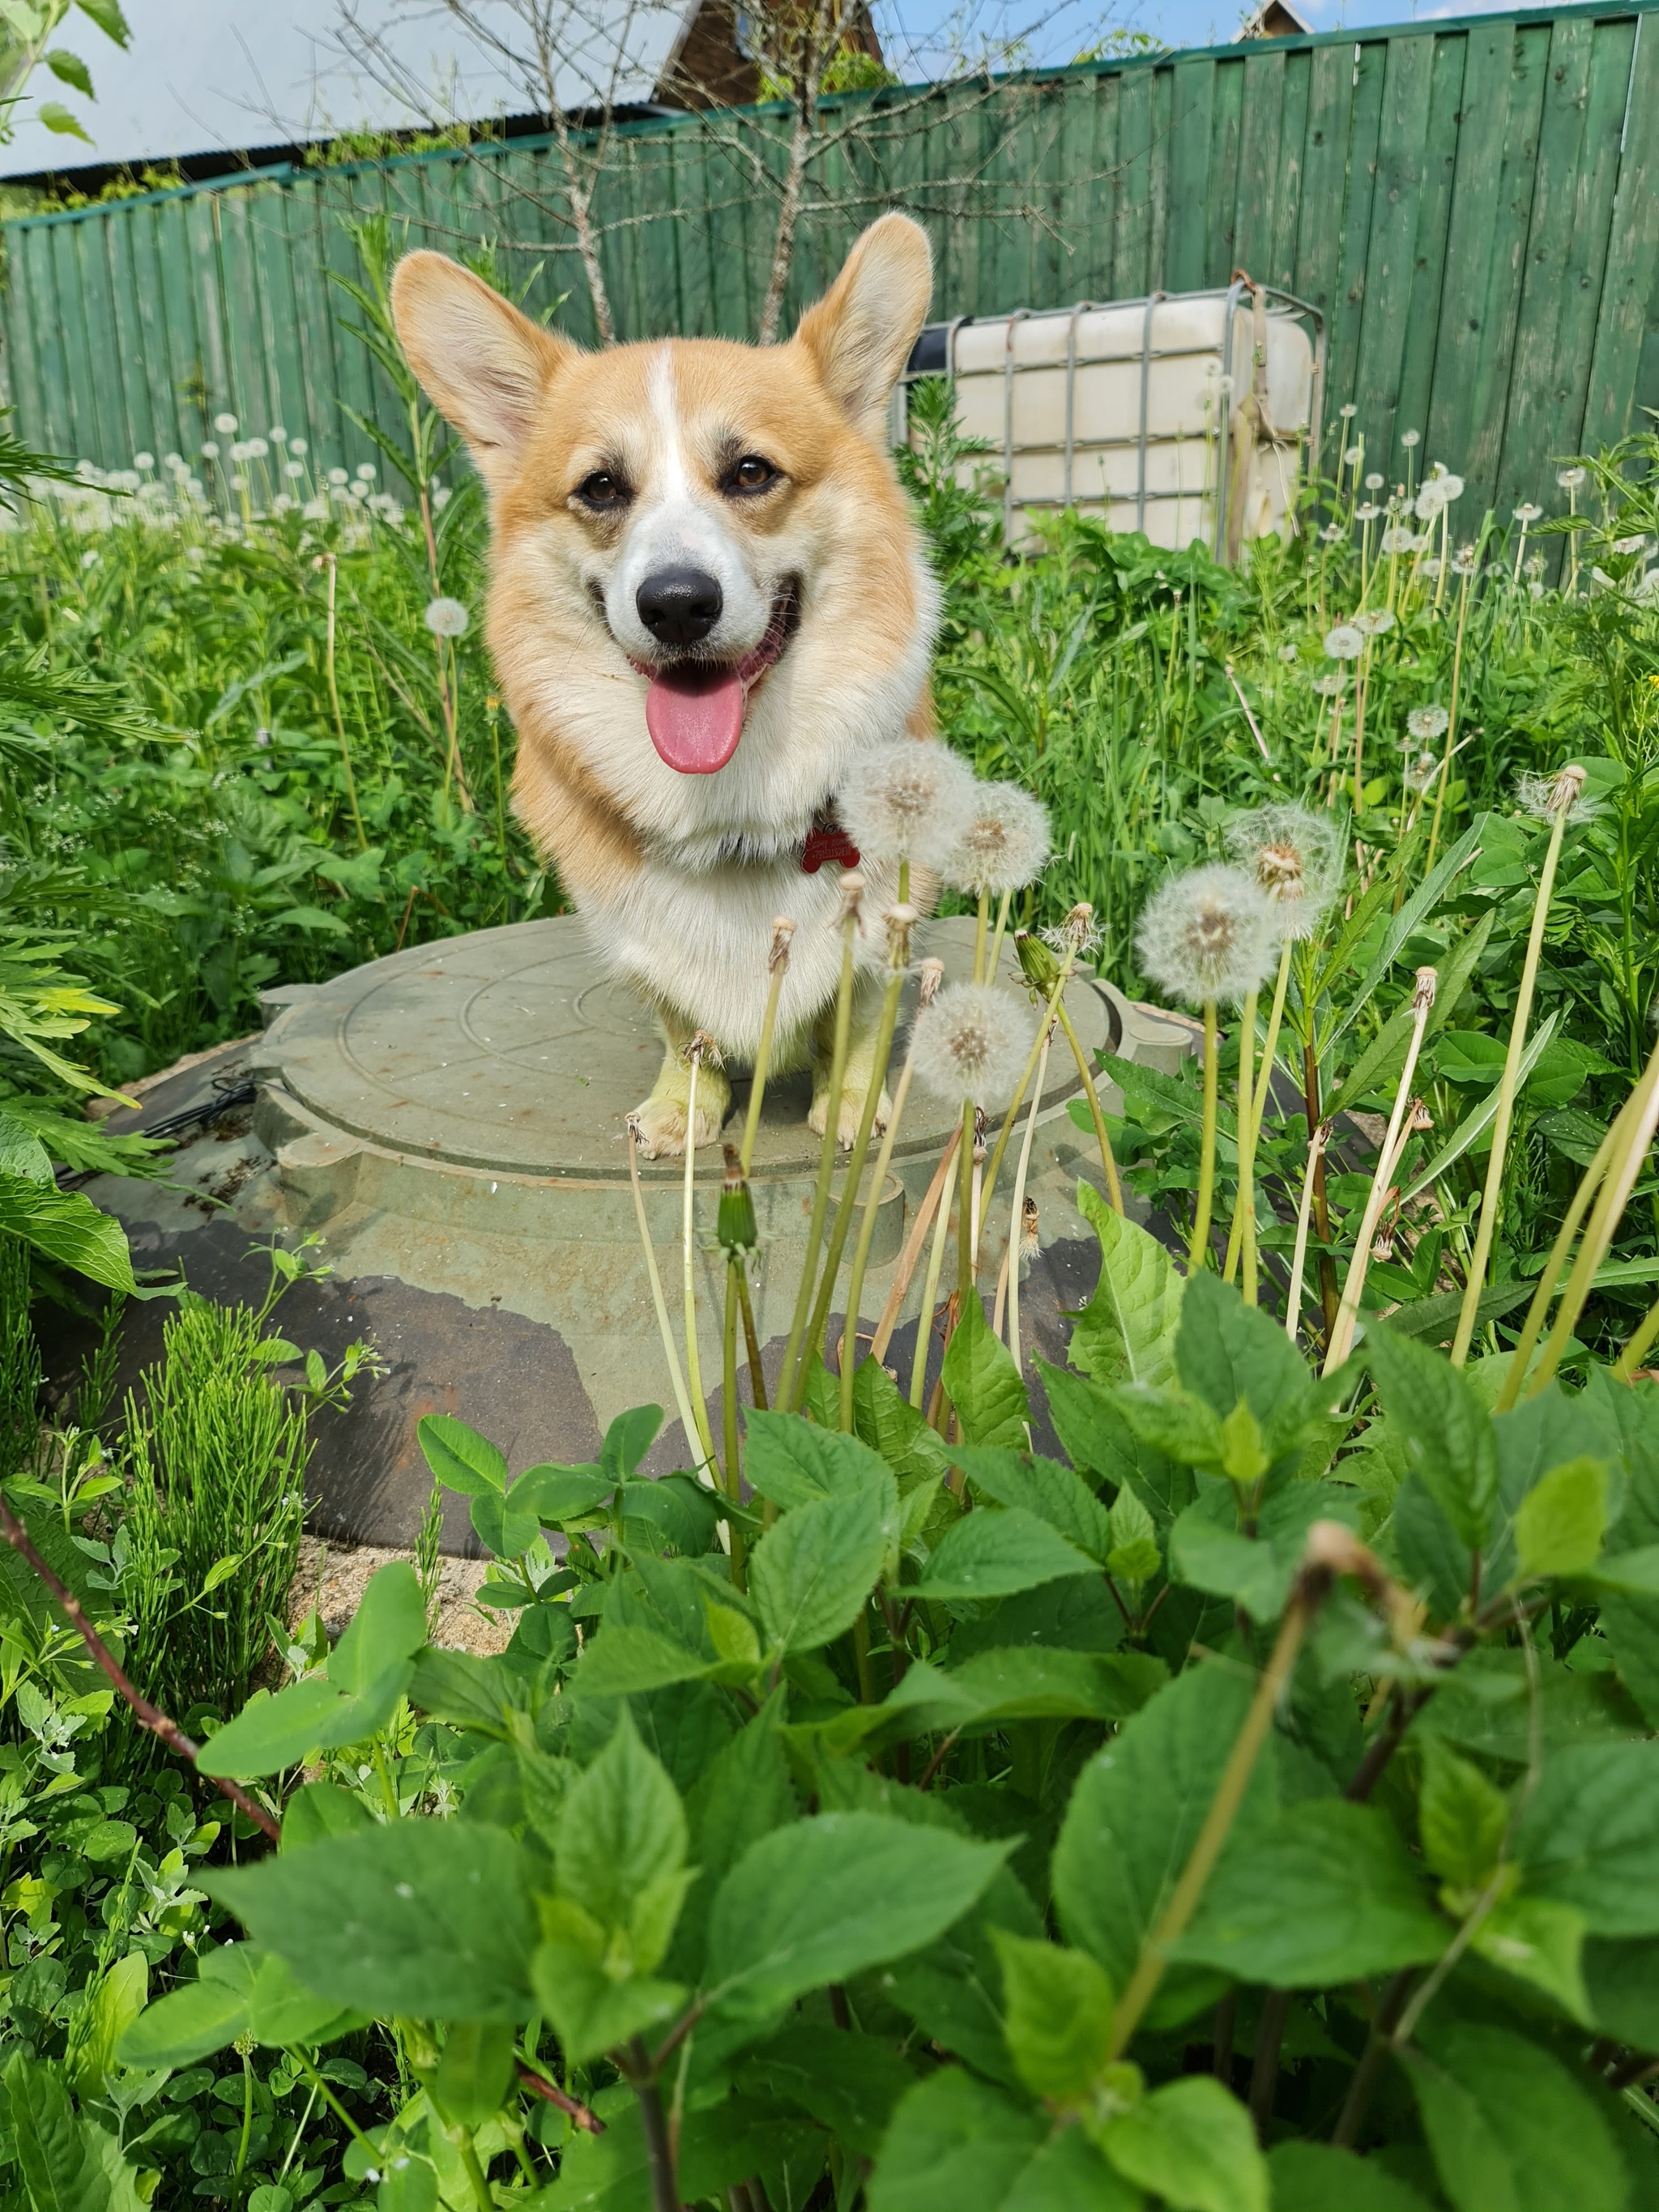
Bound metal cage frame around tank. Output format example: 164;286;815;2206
898;279;1328;562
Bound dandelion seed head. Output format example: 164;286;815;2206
291;437;308;456
1408;703;1450;740
1324;624;1364;659
1513;502;1542;525
1401;428;1422;450
1340;403;1358;420
910;982;1037;1106
1415;484;1446;520
1136;863;1280;1008
1516;764;1592;824
424;595;470;637
1422;556;1443;578
214;412;238;434
1451;544;1478;575
1354;503;1381;522
1343;445;1363;467
943;781;1051;897
1405;752;1439;795
1380;526;1416;555
1043;901;1102;958
837;739;977;869
1225;804;1343;940
1320;522;1346;543
1365;472;1385;491
1312;673;1344;697
200;441;219;460
1354;607;1396;637
1277;642;1299;662
248;437;269;459
1557;466;1587;490
917;956;945;1010
1438;473;1465;501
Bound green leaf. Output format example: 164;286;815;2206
70;1953;147;2098
854;1357;953;1487
912;1507;1095;1601
706;1811;1010;2019
1107;1383;1227;1473
1516;1456;1610;1581
0;1110;53;1186
1069;1182;1184;1389
1267;2142;1435;2212
430;2022;516;2129
943;1292;1030;1447
36;101;92;141
506;1464;613;1524
530;1945;683;2067
198;1659;412;1777
1054;1664;1275;2015
1175;1269;1311;1438
953;1446;1112;1558
1469;1895;1592;2023
865;2069;1043;2212
76;0;131;45
470;1488;540;1560
279;1782;372;1852
1512;1741;1659;1934
750;1485;889;1653
1173;1800;1447;1985
1170;1481;1357;1622
741;2022;915;2159
1100;2076;1268;2212
407;1649;530;1737
1363;1323;1499;1549
330;1563;429;1694
1584;1933;1659;2048
208;1822;535;2021
0;1174;135;1292
1405;2019;1631;2212
573;1622;711;1698
117;1944;357;2069
1418;1740;1508;1890
416;1414;506;1497
743;1408;893;1509
5;2052;103;2212
554;1710;689;1973
600;1404;662;1481
992;1932;1114;2104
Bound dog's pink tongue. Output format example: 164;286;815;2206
646;666;744;774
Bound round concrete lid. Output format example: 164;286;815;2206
262;913;1120;1182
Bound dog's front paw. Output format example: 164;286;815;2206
809;1082;892;1150
631;1089;727;1158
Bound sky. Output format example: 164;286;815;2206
0;0;1536;179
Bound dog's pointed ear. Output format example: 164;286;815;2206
794;214;932;437
391;251;574;482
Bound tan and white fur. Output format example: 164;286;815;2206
390;216;938;1153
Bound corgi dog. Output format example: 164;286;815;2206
390;215;940;1155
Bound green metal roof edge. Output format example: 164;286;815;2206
6;0;1658;234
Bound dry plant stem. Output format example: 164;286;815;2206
1425;569;1472;876
626;1121;710;1485
1327;973;1437;1373
1303;1040;1341;1339
680;1055;719;1476
992;1235;1014;1343
624;2044;680;2212
1615;1290;1659;1381
987;889;1014;980
807;956;908;1380
722;1263;746;1587
1529;1036;1659;1398
1222;986;1259;1298
322;557;367;851
779;906;858;1412
1188;1001;1221;1272
957;1098;976;1304
1286;1126;1333;1345
1450;799;1574;1365
1495;1116;1618;1410
840;1055;920;1432
1055;996;1124;1214
517;2066;603;2136
740;928;794;1176
1225;936;1295;1284
0;1494;281;1843
1107;1565;1328;2057
975;961;1078;1270
872;1127;960;1366
911;1151;960;1409
1006;1029;1052;1376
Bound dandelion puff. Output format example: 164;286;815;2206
291;437;308;456
214;411;238;434
1343;445;1363;467
1415;484;1446;521
1516;764;1593;824
1041;901;1102;960
1380;525;1416;555
1422;556;1444;579
944;782;1051;897
1277;642;1299;662
1408;704;1451;741
1557;466;1587;491
1405;753;1439;795
1451;544;1478;576
909;982;1036;1107
1354;607;1396;637
1320;522;1346;544
1513;503;1542;525
1313;672;1344;697
248;436;269;459
1401;428;1422;450
1325;623;1363;660
1137;864;1279;1008
1354;503;1381;523
1340;403;1358;420
1365;472;1385;491
1226;803;1344;940
270;425;288;443
838;739;976;871
424;596;470;637
200;441;219;461
1438;473;1465;501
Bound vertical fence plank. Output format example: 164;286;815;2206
1206;58;1247;288
1115;66;1157;297
1233;49;1286;283
1462;21;1552;511
1165;57;1215;293
1293;38;1357;330
1268;47;1311;293
1353;29;1437;472
1326;39;1387;432
1583;16;1659;449
1388;31;1465;466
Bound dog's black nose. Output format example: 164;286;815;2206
637;565;723;649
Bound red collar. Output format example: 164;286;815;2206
800;812;860;874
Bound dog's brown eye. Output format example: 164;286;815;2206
575;471;629;510
727;455;778;495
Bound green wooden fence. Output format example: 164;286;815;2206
4;0;1659;529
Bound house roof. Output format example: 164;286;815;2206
0;0;698;182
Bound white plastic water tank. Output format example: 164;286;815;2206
903;284;1323;561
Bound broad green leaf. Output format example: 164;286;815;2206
1515;1456;1610;1581
743;1407;893;1509
530;1944;683;2068
1418;1740;1508;1890
429;2022;516;2129
554;1710;689;1973
407;1649;531;1737
706;1811;1010;2018
1039;1359;1192;1523
5;2052;104;2212
854;1357;953;1488
1054;1664;1275;2016
198;1660;412;1777
1175;1270;1311;1439
675;1696;796;1983
209;1822;535;2021
49;50;95;98
866;2069;1044;2212
1512;1741;1659;1933
1364;1323;1499;1549
471;1489;539;1559
912;1507;1094;1601
943;1292;1030;1447
740;2022;915;2159
1107;1383;1227;1473
377;2154;437;2212
117;1943;357;2068
750;1485;890;1653
36;101;92;142
571;1622;711;1698
1267;2142;1435;2212
76;0;132;45
70;1953;147;2097
417;1414;507;1496
279;1781;372;1852
1174;1800;1447;1985
953;1446;1113;1558
600;1404;662;1481
1101;2076;1268;2212
0;1175;135;1293
1069;1183;1184;1389
1405;2019;1631;2212
992;1932;1114;2103
1170;1481;1357;1622
506;1464;613;1524
1469;1895;1591;2023
1584;1933;1659;2048
330;1562;429;1694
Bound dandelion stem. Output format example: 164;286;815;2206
1055;996;1124;1215
1225;936;1294;1286
323;556;367;851
1189;1000;1220;1272
779;896;859;1412
740;923;794;1176
957;1099;976;1304
1006;1028;1051;1379
1616;1292;1659;1382
987;888;1014;979
1426;568;1472;876
722;1259;746;1588
1286;1121;1333;1346
1496;1119;1618;1411
972;890;991;984
841;1049;920;1433
736;1269;768;1412
874;1125;958;1367
1223;985;1258;1295
911;1146;958;1409
627;1119;714;1485
807;952;908;1383
1451;792;1575;1365
680;1051;720;1476
1326;974;1436;1375
975;957;1078;1259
